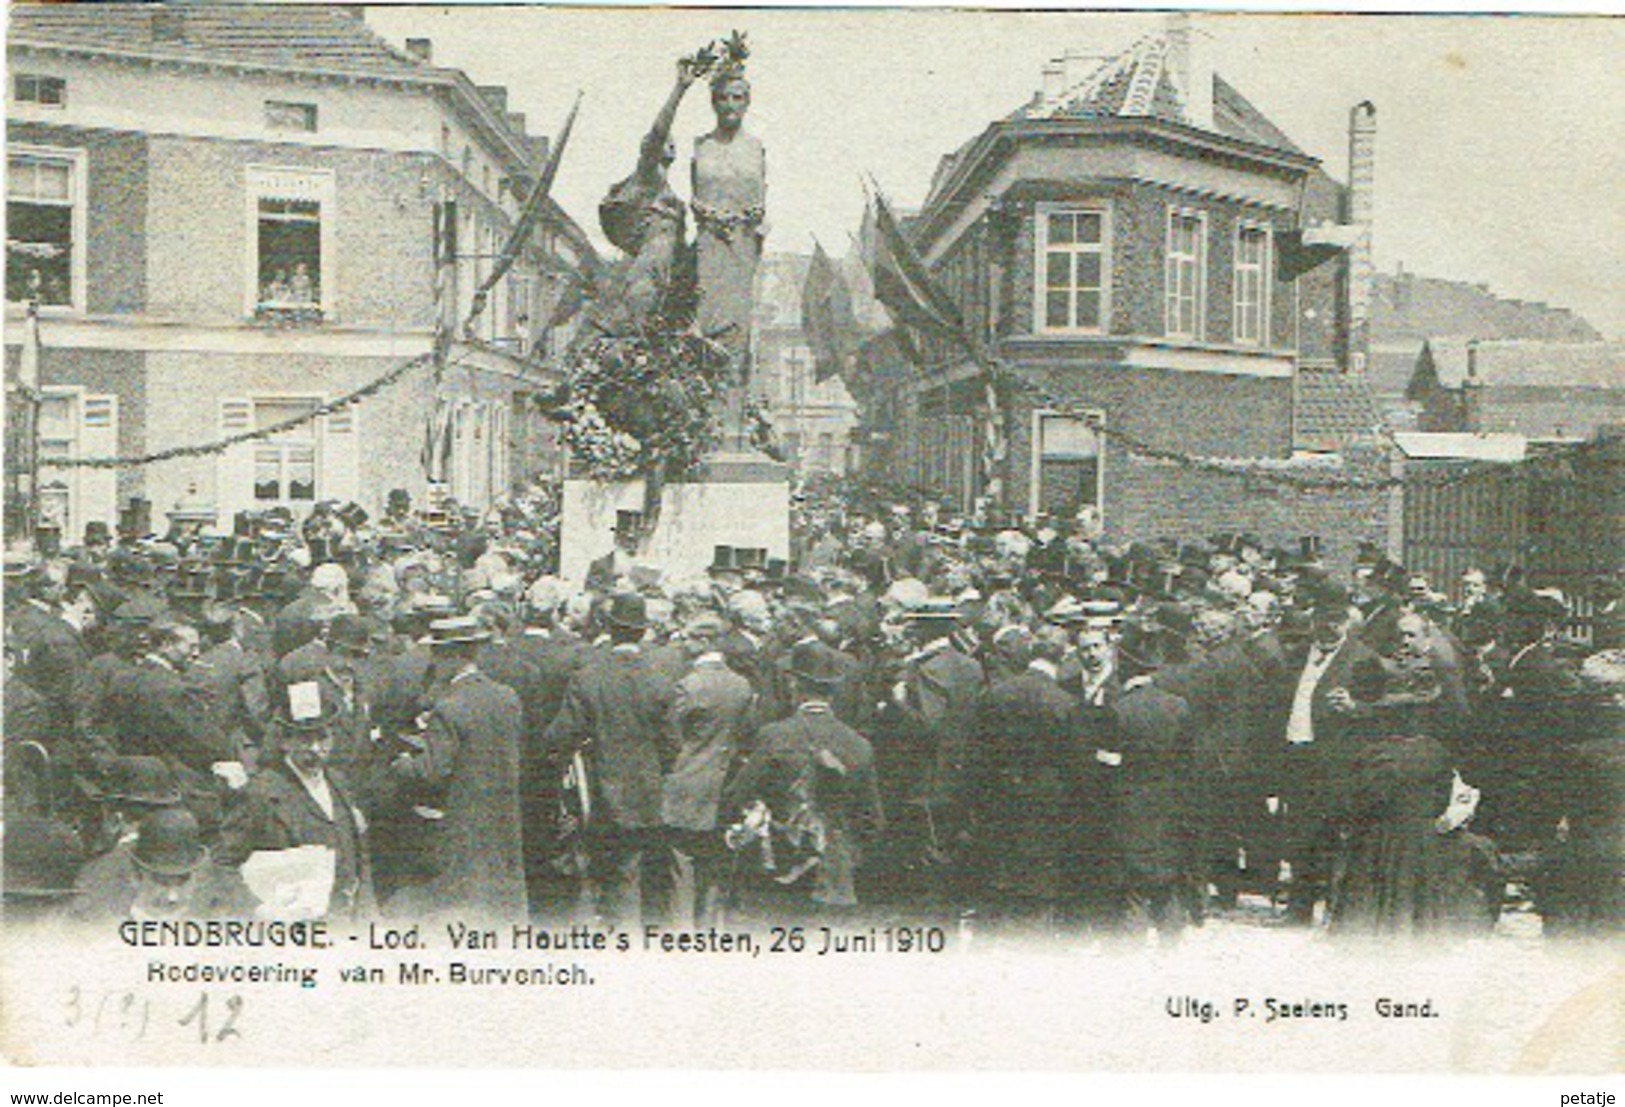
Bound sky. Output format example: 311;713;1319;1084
366;6;1623;338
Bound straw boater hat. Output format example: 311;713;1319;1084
425;615;491;647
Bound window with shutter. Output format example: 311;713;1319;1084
78;394;117;538
217;399;256;516
322;404;361;507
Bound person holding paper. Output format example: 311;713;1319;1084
216;680;374;922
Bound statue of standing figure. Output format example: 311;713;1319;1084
692;39;765;447
590;34;764;448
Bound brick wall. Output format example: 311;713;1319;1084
1100;449;1390;577
994;184;1297;346
10;121;148;315
5;343;146;506
144;136;440;328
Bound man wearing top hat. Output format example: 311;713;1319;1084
1269;579;1382;923
966;629;1087;940
216;681;374;922
585;519;642;594
386;616;527;923
546;592;677;926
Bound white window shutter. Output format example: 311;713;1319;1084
78;394;118;539
322;403;361;507
217;399;254;516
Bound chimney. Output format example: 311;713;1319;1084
405;38;433;63
478;86;509;116
152;7;186;45
506;112;527;137
1346;101;1377;373
1039;62;1065;111
1166;14;1214;130
1461;339;1485;432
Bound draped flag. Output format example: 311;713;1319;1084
468;94;582;329
801;240;859;383
866;185;965;340
862;180;1006;508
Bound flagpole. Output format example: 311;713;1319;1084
9;297;44;552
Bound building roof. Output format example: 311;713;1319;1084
1418;339;1622;390
1017;34;1304;157
1391;432;1528;462
9;3;426;80
1372;269;1602;347
1294;364;1386;452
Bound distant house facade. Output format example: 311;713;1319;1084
4;3;597;543
1367;264;1602;414
751;253;861;476
857;18;1390;567
1406;338;1624;440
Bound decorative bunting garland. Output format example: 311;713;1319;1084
42;353;435;471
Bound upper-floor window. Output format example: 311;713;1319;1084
13;74;66;107
1036;205;1108;333
1233;222;1272;346
1165;208;1207;339
7;147;84;309
265;100;318;133
246;166;335;319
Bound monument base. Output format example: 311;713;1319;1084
558;452;791;585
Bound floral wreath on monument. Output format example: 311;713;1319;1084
558;329;735;482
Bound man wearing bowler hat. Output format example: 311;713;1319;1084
547;591;677;926
387;616;527;923
725;640;883;922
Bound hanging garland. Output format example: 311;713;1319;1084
556;331;733;482
43;353;436;470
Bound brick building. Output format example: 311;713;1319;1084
1367;264;1603;413
856;18;1393;569
1404;338;1623;441
4;4;596;543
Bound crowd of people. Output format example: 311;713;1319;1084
4;478;1620;946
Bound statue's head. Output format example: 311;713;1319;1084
710;72;750;130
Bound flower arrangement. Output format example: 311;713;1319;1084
559;331;734;484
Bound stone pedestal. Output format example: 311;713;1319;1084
558;451;791;585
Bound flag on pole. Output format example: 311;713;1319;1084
865;184;965;340
801;240;858;383
469;93;582;327
861;180;1007;510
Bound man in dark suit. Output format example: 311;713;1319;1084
725;641;883;922
106;620;244;834
662;613;755;926
968;631;1086;941
388;617;527;923
8;562;92;742
546;593;677;926
216;683;374;922
507;585;588;917
1273;581;1381;924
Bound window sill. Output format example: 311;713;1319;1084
252;305;326;327
6;300;82;319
